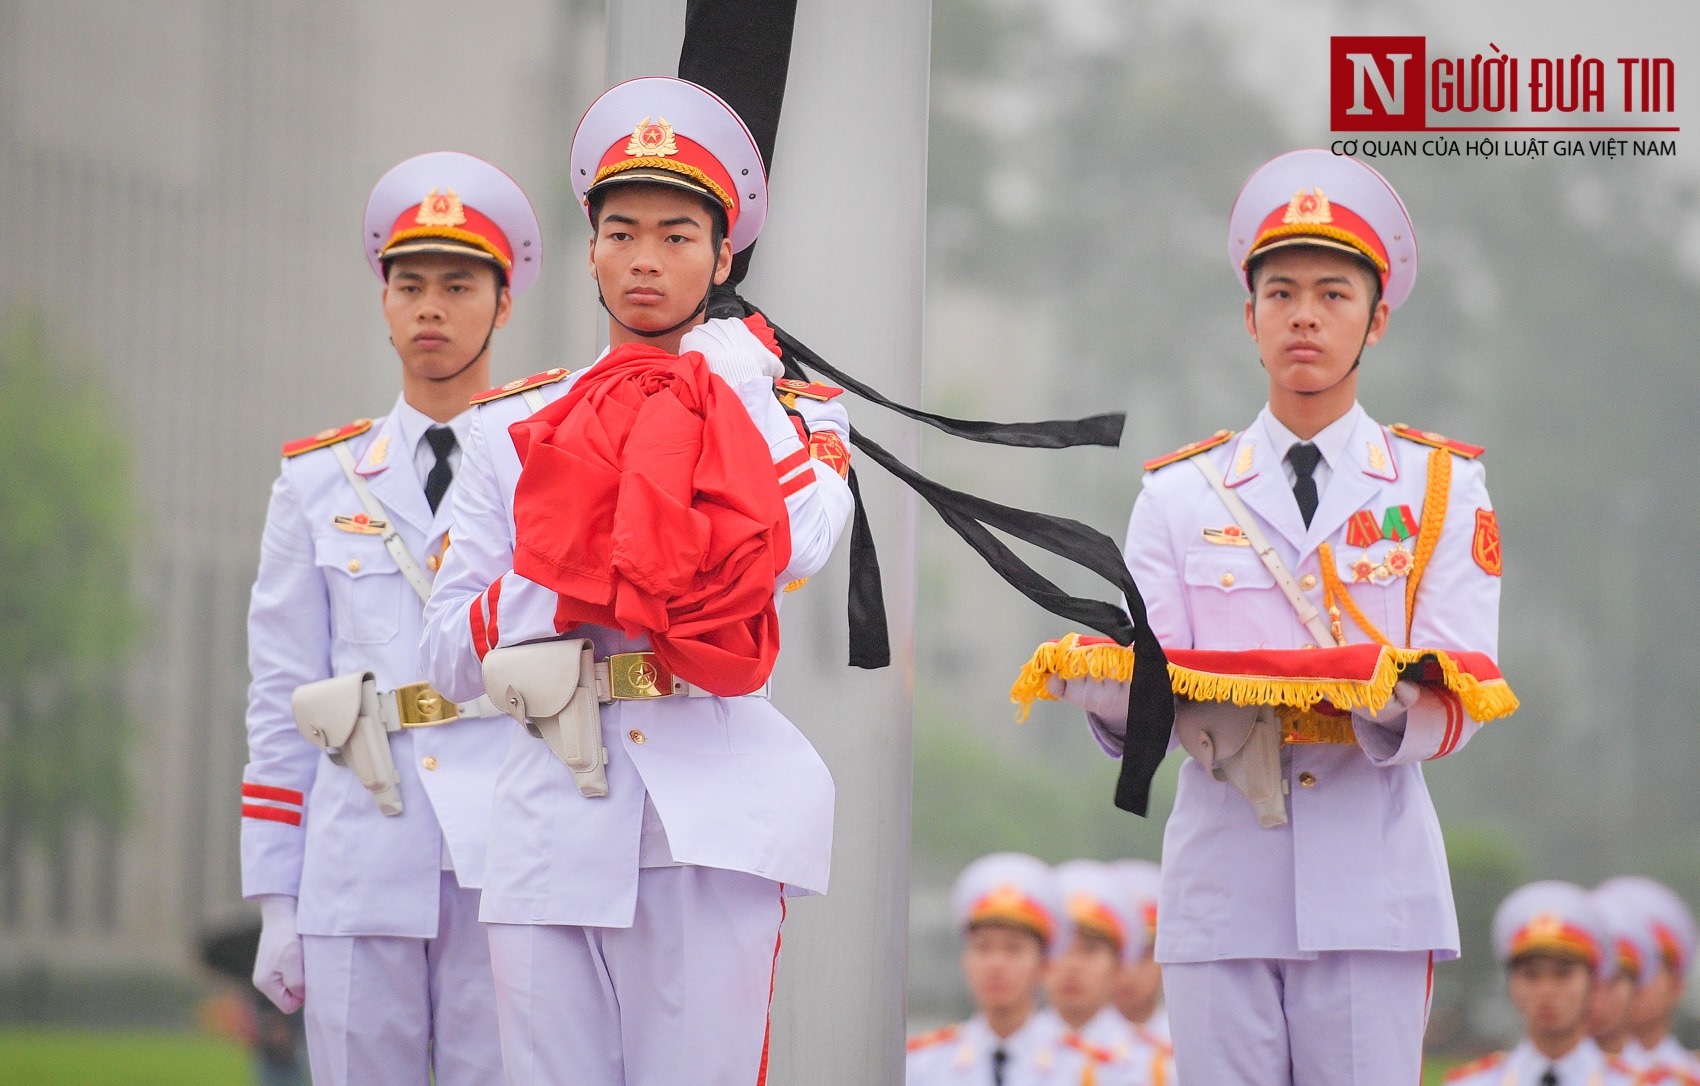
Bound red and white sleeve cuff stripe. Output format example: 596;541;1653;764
470;577;504;661
241;782;304;826
1428;689;1466;760
775;446;815;500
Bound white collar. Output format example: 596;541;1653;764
1259;401;1364;475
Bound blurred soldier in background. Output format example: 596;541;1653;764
239;152;538;1086
1040;860;1174;1084
906;853;1109;1086
1596;877;1700;1079
1591;883;1660;1065
1109;860;1167;1045
1446;881;1635;1085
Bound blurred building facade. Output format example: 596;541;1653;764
0;0;605;973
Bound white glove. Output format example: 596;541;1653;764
1046;675;1131;723
1352;679;1421;725
1046;675;1132;758
252;894;305;1014
679;317;784;383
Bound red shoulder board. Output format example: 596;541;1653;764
1390;423;1484;459
774;377;844;402
905;1024;959;1053
1635;1071;1700;1085
1443;1051;1506;1082
1143;429;1234;472
1061;1034;1114;1063
282;418;373;458
469;368;572;406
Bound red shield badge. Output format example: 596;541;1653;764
808;430;851;479
1472;508;1502;577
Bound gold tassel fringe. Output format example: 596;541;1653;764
1010;634;1520;723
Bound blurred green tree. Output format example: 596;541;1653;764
0;308;143;924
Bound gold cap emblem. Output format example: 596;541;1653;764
1526;911;1565;940
416;188;467;228
1283;188;1333;226
626;117;678;159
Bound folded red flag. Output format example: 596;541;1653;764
509;344;792;696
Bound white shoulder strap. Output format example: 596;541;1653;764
1191;455;1339;647
522;389;545;411
329;443;435;604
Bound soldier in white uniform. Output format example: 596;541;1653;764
1039;860;1173;1085
1595;877;1700;1080
241;152;539;1086
907;853;1108;1086
1108;859;1168;1046
1048;149;1505;1084
1446;881;1636;1086
1590;884;1661;1068
418;77;854;1085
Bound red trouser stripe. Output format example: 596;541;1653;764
1417;951;1435;1086
242;803;302;826
241;782;303;806
756;887;787;1086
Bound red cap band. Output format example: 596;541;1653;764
384;197;514;269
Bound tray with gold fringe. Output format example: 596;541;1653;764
1011;633;1518;725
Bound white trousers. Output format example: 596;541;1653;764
1164;950;1433;1086
301;870;501;1086
486;865;786;1086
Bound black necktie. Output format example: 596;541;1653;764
991;1046;1007;1086
423;426;457;513
1287;442;1323;527
1539;1069;1559;1086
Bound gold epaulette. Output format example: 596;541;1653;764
905;1024;959;1053
774;377;844;402
1389;423;1485;459
1443;1051;1505;1082
1142;430;1234;472
282;418;373;458
469;367;572;406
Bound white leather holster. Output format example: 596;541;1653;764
483;639;609;798
292;672;403;816
1175;700;1289;828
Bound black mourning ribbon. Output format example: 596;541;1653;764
681;14;1170;814
719;293;1172;815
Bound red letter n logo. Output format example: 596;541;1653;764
1331;36;1427;131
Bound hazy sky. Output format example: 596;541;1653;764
1141;0;1698;271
